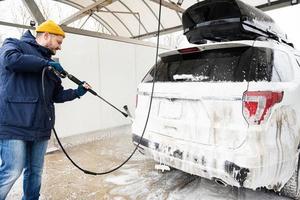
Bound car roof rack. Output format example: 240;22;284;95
182;0;293;47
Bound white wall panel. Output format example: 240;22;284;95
53;33;158;137
134;45;157;85
55;33;102;137
97;39;136;129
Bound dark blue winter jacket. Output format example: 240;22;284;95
0;30;79;141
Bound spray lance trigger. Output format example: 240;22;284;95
48;58;67;78
48;66;97;96
48;66;67;78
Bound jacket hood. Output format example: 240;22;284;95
20;30;53;57
20;30;37;44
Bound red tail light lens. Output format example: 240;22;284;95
242;91;283;125
178;47;200;54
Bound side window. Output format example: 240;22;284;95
272;50;293;82
249;47;273;82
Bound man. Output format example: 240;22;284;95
0;20;89;200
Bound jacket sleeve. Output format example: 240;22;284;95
52;82;79;103
0;38;49;73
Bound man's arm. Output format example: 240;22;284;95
52;82;89;103
0;38;49;73
52;83;78;103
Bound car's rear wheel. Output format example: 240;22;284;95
281;155;300;200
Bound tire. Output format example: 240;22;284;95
281;155;300;200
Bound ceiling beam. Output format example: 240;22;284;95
149;0;185;13
103;7;134;37
132;25;183;39
119;0;148;34
61;25;171;49
142;0;165;30
0;20;170;50
60;0;117;26
21;0;45;24
0;20;35;30
53;0;118;36
257;0;299;11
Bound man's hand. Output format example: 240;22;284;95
48;61;64;73
75;82;92;97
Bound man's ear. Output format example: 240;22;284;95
43;32;50;40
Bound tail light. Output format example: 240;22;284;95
242;91;283;125
178;47;200;54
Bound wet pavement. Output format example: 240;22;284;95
7;131;292;200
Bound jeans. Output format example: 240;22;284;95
0;139;48;200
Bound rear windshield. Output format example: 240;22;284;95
143;47;274;82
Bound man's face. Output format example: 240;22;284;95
44;33;64;55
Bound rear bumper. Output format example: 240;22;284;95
132;133;298;191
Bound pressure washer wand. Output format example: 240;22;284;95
67;73;129;118
50;67;129;118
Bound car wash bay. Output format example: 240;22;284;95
1;0;300;199
7;130;290;200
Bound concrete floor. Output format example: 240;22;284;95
7;131;292;200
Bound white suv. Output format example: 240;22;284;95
132;0;300;199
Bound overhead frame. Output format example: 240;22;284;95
0;0;299;47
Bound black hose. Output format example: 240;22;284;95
41;0;163;175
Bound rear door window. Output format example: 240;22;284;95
143;47;274;83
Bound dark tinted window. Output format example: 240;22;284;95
143;47;273;83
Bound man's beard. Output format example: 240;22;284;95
50;49;56;55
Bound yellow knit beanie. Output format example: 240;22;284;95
36;20;65;37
